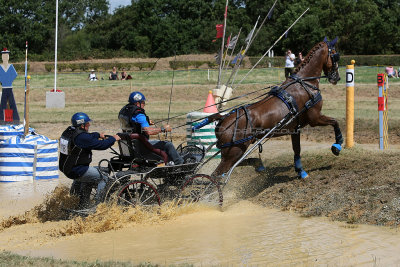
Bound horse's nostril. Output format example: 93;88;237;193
337;77;341;81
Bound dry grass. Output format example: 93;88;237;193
6;65;400;143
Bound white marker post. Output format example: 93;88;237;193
377;73;388;150
345;60;355;148
46;0;65;108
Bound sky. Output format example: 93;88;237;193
109;0;131;12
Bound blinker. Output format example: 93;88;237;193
332;53;340;62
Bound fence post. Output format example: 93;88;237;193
377;73;389;150
345;60;355;148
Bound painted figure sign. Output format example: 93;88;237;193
0;48;19;124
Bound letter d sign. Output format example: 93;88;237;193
346;65;354;87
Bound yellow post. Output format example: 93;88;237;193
345;60;355;148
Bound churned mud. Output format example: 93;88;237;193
244;145;400;227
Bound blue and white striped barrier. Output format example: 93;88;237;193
0;130;59;182
0;125;35;142
0;142;35;182
36;139;59;180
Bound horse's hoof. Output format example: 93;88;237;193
298;170;308;179
331;143;342;156
256;165;266;172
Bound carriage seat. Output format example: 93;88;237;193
118;133;168;166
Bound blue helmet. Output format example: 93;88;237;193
71;112;91;127
129;91;146;104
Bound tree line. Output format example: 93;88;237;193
0;0;399;62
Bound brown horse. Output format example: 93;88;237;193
211;37;342;179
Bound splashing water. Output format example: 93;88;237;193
0;184;216;237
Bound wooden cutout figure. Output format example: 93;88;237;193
0;48;19;124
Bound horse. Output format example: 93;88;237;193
211;37;342;179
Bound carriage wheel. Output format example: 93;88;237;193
103;174;136;203
179;174;223;206
116;180;161;207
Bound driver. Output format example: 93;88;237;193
118;91;184;165
59;112;121;208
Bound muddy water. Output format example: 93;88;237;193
0;200;398;266
1;142;400;266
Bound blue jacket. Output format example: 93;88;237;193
70;132;116;177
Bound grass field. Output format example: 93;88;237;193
6;65;400;142
0;251;163;267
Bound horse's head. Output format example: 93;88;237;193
323;37;340;85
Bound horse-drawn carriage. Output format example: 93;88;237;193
69;37;341;215
76;132;223;212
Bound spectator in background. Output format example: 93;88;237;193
284;49;295;79
121;68;128;80
109;66;119;80
295;52;304;66
88;69;98;81
386;66;398;78
121;68;133;80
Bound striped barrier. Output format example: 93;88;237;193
187;111;220;158
0;124;35;142
0;131;59;182
0;141;35;182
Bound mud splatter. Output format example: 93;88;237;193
1;186;78;231
54;200;210;236
0;184;215;237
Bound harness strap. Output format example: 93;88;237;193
232;105;253;142
217;134;255;149
268;86;298;114
233;108;240;141
304;91;322;109
243;105;253;131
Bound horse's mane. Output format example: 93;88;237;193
295;42;326;73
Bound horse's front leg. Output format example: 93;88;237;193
310;114;343;156
291;130;308;179
212;144;248;177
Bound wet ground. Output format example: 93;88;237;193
1;141;400;265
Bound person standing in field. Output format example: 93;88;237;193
284;49;295;79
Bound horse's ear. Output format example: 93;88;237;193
323;36;328;43
330;36;338;47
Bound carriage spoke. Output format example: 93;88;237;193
117;195;136;206
117;180;161;207
140;192;157;206
180;174;223;206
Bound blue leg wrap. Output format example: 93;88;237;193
298;170;309;179
256;165;266;172
294;155;308;179
331;143;342;156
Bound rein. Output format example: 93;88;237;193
156;85;274;129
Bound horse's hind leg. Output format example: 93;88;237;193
291;131;308;179
310;114;343;156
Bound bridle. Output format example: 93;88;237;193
324;37;340;83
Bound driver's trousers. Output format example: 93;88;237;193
149;140;184;164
